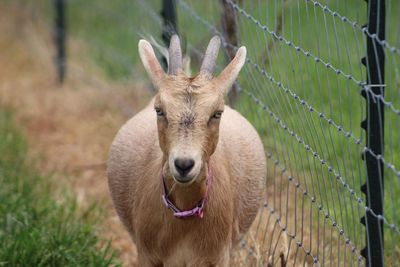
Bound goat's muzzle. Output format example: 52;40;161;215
174;157;195;182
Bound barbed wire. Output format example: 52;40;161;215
243;86;400;235
245;89;363;256
226;0;400;117
227;0;366;87
307;0;399;55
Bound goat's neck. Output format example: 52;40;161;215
163;163;208;211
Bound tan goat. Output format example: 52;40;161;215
107;35;266;266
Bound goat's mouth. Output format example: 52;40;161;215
168;160;202;186
173;173;197;185
170;168;199;186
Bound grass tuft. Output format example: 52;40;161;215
0;109;120;267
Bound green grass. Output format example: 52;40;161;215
0;109;120;267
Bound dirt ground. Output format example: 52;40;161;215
0;3;153;265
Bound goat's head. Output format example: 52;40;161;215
138;35;246;185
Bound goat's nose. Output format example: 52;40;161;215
174;158;195;178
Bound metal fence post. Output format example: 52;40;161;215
161;0;177;71
360;0;385;266
54;0;66;84
221;0;240;107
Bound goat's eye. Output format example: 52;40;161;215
155;107;165;117
211;111;223;120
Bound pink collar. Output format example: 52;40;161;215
161;164;212;219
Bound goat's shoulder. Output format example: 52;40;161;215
107;99;161;237
109;99;159;165
219;105;264;155
216;105;266;238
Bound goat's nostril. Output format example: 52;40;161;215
174;158;195;177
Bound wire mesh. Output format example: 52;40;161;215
25;0;400;265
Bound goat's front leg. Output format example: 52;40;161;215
216;247;230;267
184;247;230;267
192;247;231;267
137;250;163;267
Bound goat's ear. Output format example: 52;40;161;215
214;46;246;95
138;39;166;88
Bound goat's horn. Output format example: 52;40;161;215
200;36;221;77
168;34;183;75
